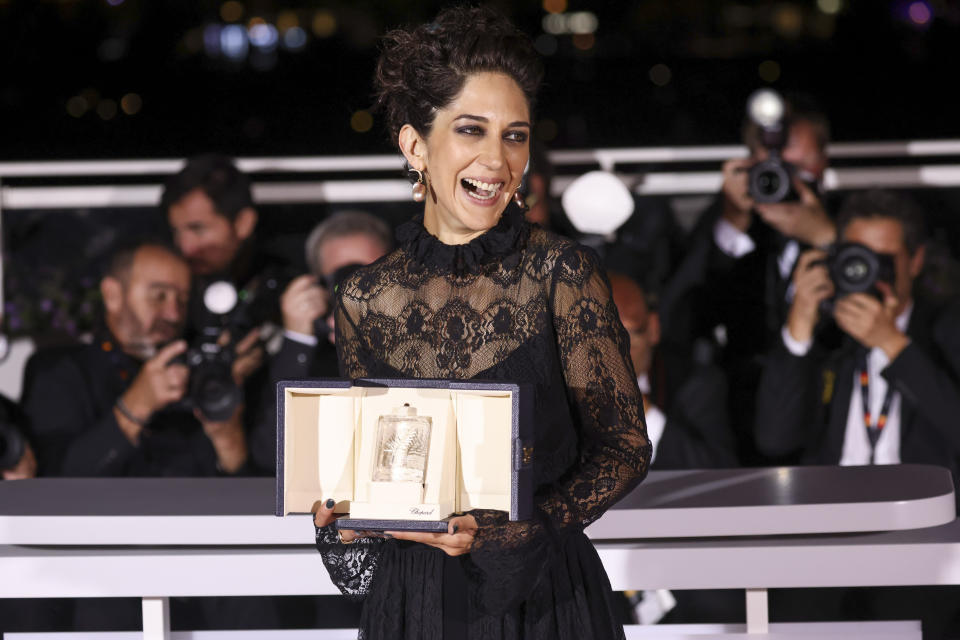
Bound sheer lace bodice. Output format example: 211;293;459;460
316;208;650;636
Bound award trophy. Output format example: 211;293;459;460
373;403;432;484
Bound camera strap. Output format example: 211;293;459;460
858;353;896;465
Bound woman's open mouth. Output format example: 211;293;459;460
461;177;504;203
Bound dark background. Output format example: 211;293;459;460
1;0;958;160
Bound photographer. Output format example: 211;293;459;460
755;190;960;482
276;210;391;371
660;92;836;463
20;241;258;477
755;188;960;640
249;211;390;472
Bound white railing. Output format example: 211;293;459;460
3;139;960;209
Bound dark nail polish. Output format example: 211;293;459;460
453;524;459;533
383;533;393;539
325;499;335;509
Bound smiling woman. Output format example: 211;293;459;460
312;6;651;640
399;72;531;243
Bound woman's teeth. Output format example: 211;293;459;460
462;178;503;200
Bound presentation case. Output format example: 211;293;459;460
275;378;535;532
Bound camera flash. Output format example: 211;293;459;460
747;89;785;128
203;280;239;315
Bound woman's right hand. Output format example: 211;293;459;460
313;498;361;543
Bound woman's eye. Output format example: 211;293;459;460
457;126;482;136
505;130;529;143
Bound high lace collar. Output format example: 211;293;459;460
395;205;530;274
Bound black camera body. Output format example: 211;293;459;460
176;267;293;422
744;88;809;205
816;242;896;311
177;335;243;422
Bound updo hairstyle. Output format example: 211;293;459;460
374;6;543;143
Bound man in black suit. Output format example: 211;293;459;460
755;189;960;480
272;210;392;379
755;188;960;637
21;241;256;477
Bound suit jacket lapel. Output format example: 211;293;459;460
823;340;861;463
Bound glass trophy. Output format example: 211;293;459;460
373;403;432;483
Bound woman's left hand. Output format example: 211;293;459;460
386;514;478;556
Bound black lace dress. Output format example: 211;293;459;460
316;207;651;639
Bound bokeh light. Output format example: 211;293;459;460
220;1;243;23
277;11;299;33
312;10;337;38
758;60;781;82
283;26;308;51
96;99;117;121
221;24;249;60
572;33;595;51
120;93;142;115
649;63;672;87
66;96;88;118
817;0;843;15
350;110;374;133
542;14;566;35
542;0;567;14
908;1;932;25
203;24;222;56
249;22;278;50
568;12;598;34
773;5;804;37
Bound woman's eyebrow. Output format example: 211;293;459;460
453;114;531;128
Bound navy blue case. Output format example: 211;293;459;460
276;377;534;532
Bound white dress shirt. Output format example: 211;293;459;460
637;374;666;464
781;304;913;466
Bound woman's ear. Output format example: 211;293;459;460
398;124;427;172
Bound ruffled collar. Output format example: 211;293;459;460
396;205;530;274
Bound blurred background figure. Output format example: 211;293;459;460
754;189;960;637
608;271;737;469
20;240;256;478
249;210;391;473
658;91;835;464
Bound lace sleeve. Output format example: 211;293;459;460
309;293;384;599
469;242;651;612
315;524;384;600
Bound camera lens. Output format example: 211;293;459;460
190;362;242;422
748;159;793;203
840;255;871;285
829;242;887;297
757;171;781;197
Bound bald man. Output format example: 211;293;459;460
609;272;737;469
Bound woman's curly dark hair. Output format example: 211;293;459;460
374;5;543;143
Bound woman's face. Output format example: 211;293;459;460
407;72;531;244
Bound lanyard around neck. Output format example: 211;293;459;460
858;352;896;465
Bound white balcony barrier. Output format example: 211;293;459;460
3;140;960;209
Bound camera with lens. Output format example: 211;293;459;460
815;242;896;312
176;268;292;421
0;397;27;472
745;89;813;204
